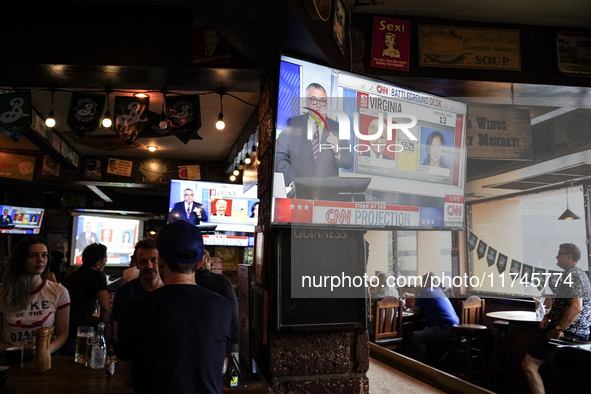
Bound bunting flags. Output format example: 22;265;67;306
467;232;478;252
67;92;106;140
497;253;508;274
166;95;202;144
114;96;149;145
486;247;497;267
0;92;32;142
476;240;487;259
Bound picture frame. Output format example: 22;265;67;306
253;231;265;286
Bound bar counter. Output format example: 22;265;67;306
1;356;269;394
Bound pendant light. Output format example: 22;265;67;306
558;186;580;220
45;90;56;128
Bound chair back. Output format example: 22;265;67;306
461;296;485;325
374;297;403;341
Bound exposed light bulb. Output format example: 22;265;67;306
230;174;236;182
216;113;225;130
45;110;56;128
233;168;239;176
134;93;149;98
148;146;158;152
245;153;251;164
102;110;112;128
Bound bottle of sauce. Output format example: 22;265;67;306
33;327;52;373
105;346;116;377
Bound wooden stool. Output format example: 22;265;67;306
491;320;509;375
451;324;490;383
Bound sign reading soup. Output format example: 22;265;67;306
419;25;520;71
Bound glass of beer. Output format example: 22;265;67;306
75;326;95;364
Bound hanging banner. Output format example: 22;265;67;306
67;92;106;139
521;264;533;285
476;240;487;259
534;267;547;291
371;17;411;71
166;95;202;144
496;253;508;274
114;96;149;145
486;247;497;267
510;259;522;276
467;232;478;252
0;91;32;142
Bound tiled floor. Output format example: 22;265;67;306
367;358;444;394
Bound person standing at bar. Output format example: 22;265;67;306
111;239;164;337
0;236;70;353
522;243;591;394
61;243;111;354
118;220;232;394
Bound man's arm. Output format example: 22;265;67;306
97;289;111;323
275;128;293;186
198;204;208;222
549;298;583;339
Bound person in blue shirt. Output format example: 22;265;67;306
412;272;459;364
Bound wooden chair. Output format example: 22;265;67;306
451;296;490;383
373;297;404;350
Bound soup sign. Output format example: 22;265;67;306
419;25;521;71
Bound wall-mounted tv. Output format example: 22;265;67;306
272;55;467;229
0;205;45;234
168;180;258;234
70;213;146;266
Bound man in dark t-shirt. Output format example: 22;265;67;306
62;243;110;353
111;239;164;337
118;221;232;394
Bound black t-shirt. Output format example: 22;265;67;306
62;267;107;339
117;285;232;394
195;269;239;344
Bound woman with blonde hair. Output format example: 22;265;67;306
0;236;70;353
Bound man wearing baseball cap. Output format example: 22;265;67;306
117;221;233;394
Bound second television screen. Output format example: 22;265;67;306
168;180;258;233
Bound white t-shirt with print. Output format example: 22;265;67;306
0;280;70;346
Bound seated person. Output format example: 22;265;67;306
411;272;459;365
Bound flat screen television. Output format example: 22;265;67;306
168;180;259;235
272;55;467;229
0;205;45;234
70;213;146;266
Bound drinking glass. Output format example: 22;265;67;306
75;326;95;364
21;338;35;367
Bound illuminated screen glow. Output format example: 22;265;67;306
271;55;467;229
70;214;144;266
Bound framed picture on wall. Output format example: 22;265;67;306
253;231;265;286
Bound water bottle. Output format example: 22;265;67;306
90;322;107;369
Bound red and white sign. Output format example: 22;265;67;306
444;194;464;223
273;198;420;226
371;17;411;72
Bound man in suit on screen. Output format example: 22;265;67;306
170;188;208;225
275;82;353;187
77;221;98;250
1;209;12;226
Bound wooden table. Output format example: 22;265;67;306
0;356;133;393
1;356;269;393
486;310;540;393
